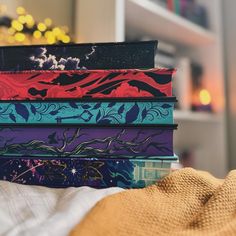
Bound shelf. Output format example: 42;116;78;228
174;110;221;123
125;0;216;46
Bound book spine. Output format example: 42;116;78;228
174;0;180;15
0;126;175;157
0;69;174;100
0;41;158;70
167;0;174;11
179;0;187;16
0;157;174;188
0;100;175;125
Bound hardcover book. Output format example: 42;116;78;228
0;69;174;100
0;98;176;125
0;41;157;71
0;125;177;157
0;157;174;188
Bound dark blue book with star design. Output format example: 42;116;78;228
0;156;176;188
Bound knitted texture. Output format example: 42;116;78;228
70;168;236;236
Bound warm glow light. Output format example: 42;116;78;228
44;18;52;27
2;6;71;45
18;15;26;24
14;32;25;42
11;20;23;31
16;6;26;15
33;30;42;39
62;35;70;43
45;30;53;38
199;89;212;105
8;27;15;35
25;14;33;22
47;35;56;44
52;27;61;36
25;14;34;28
37;23;47;32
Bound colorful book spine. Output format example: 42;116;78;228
167;0;174;11
0;98;176;125
0;157;174;188
0;125;176;157
0;69;174;100
174;0;180;14
0;41;157;71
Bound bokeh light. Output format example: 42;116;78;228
199;89;212;105
37;22;47;32
16;6;26;15
0;4;72;45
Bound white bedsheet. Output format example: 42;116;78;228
0;181;123;236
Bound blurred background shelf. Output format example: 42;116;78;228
125;0;216;46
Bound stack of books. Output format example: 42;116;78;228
0;41;178;188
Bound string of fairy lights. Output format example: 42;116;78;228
0;5;72;45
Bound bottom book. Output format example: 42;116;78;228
0;157;178;188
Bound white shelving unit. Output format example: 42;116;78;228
75;0;227;177
125;0;215;46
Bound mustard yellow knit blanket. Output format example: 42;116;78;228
70;168;236;236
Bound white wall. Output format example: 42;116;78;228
75;0;125;42
0;0;19;17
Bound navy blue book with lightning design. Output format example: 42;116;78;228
0;41;157;71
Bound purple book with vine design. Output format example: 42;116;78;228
0;125;176;157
